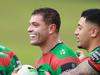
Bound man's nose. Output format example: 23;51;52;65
74;29;78;36
27;25;33;32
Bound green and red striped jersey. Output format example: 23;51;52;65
0;52;14;75
0;45;21;73
0;45;21;68
34;43;80;75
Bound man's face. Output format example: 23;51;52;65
27;14;50;46
74;17;94;49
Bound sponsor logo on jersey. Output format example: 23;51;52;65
60;49;66;55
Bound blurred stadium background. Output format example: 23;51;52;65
0;0;100;66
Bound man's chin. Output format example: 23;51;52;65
77;46;83;49
30;41;39;46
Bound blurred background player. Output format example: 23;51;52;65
62;8;100;75
0;52;14;75
0;45;21;71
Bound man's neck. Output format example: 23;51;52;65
88;41;100;52
40;36;61;54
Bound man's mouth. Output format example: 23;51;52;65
29;34;37;39
76;37;80;42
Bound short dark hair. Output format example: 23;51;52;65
81;8;100;27
32;7;61;32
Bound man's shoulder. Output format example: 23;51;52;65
50;43;77;59
51;43;73;52
0;45;12;52
0;52;8;58
91;46;100;53
89;46;100;64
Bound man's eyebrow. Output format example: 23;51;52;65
28;22;35;24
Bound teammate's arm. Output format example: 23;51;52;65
61;60;99;75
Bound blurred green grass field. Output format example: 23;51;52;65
0;0;100;65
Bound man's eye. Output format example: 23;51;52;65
34;24;39;26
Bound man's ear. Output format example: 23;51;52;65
48;24;56;34
91;27;99;38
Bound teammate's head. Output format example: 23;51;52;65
27;8;61;46
74;8;100;51
81;9;100;27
